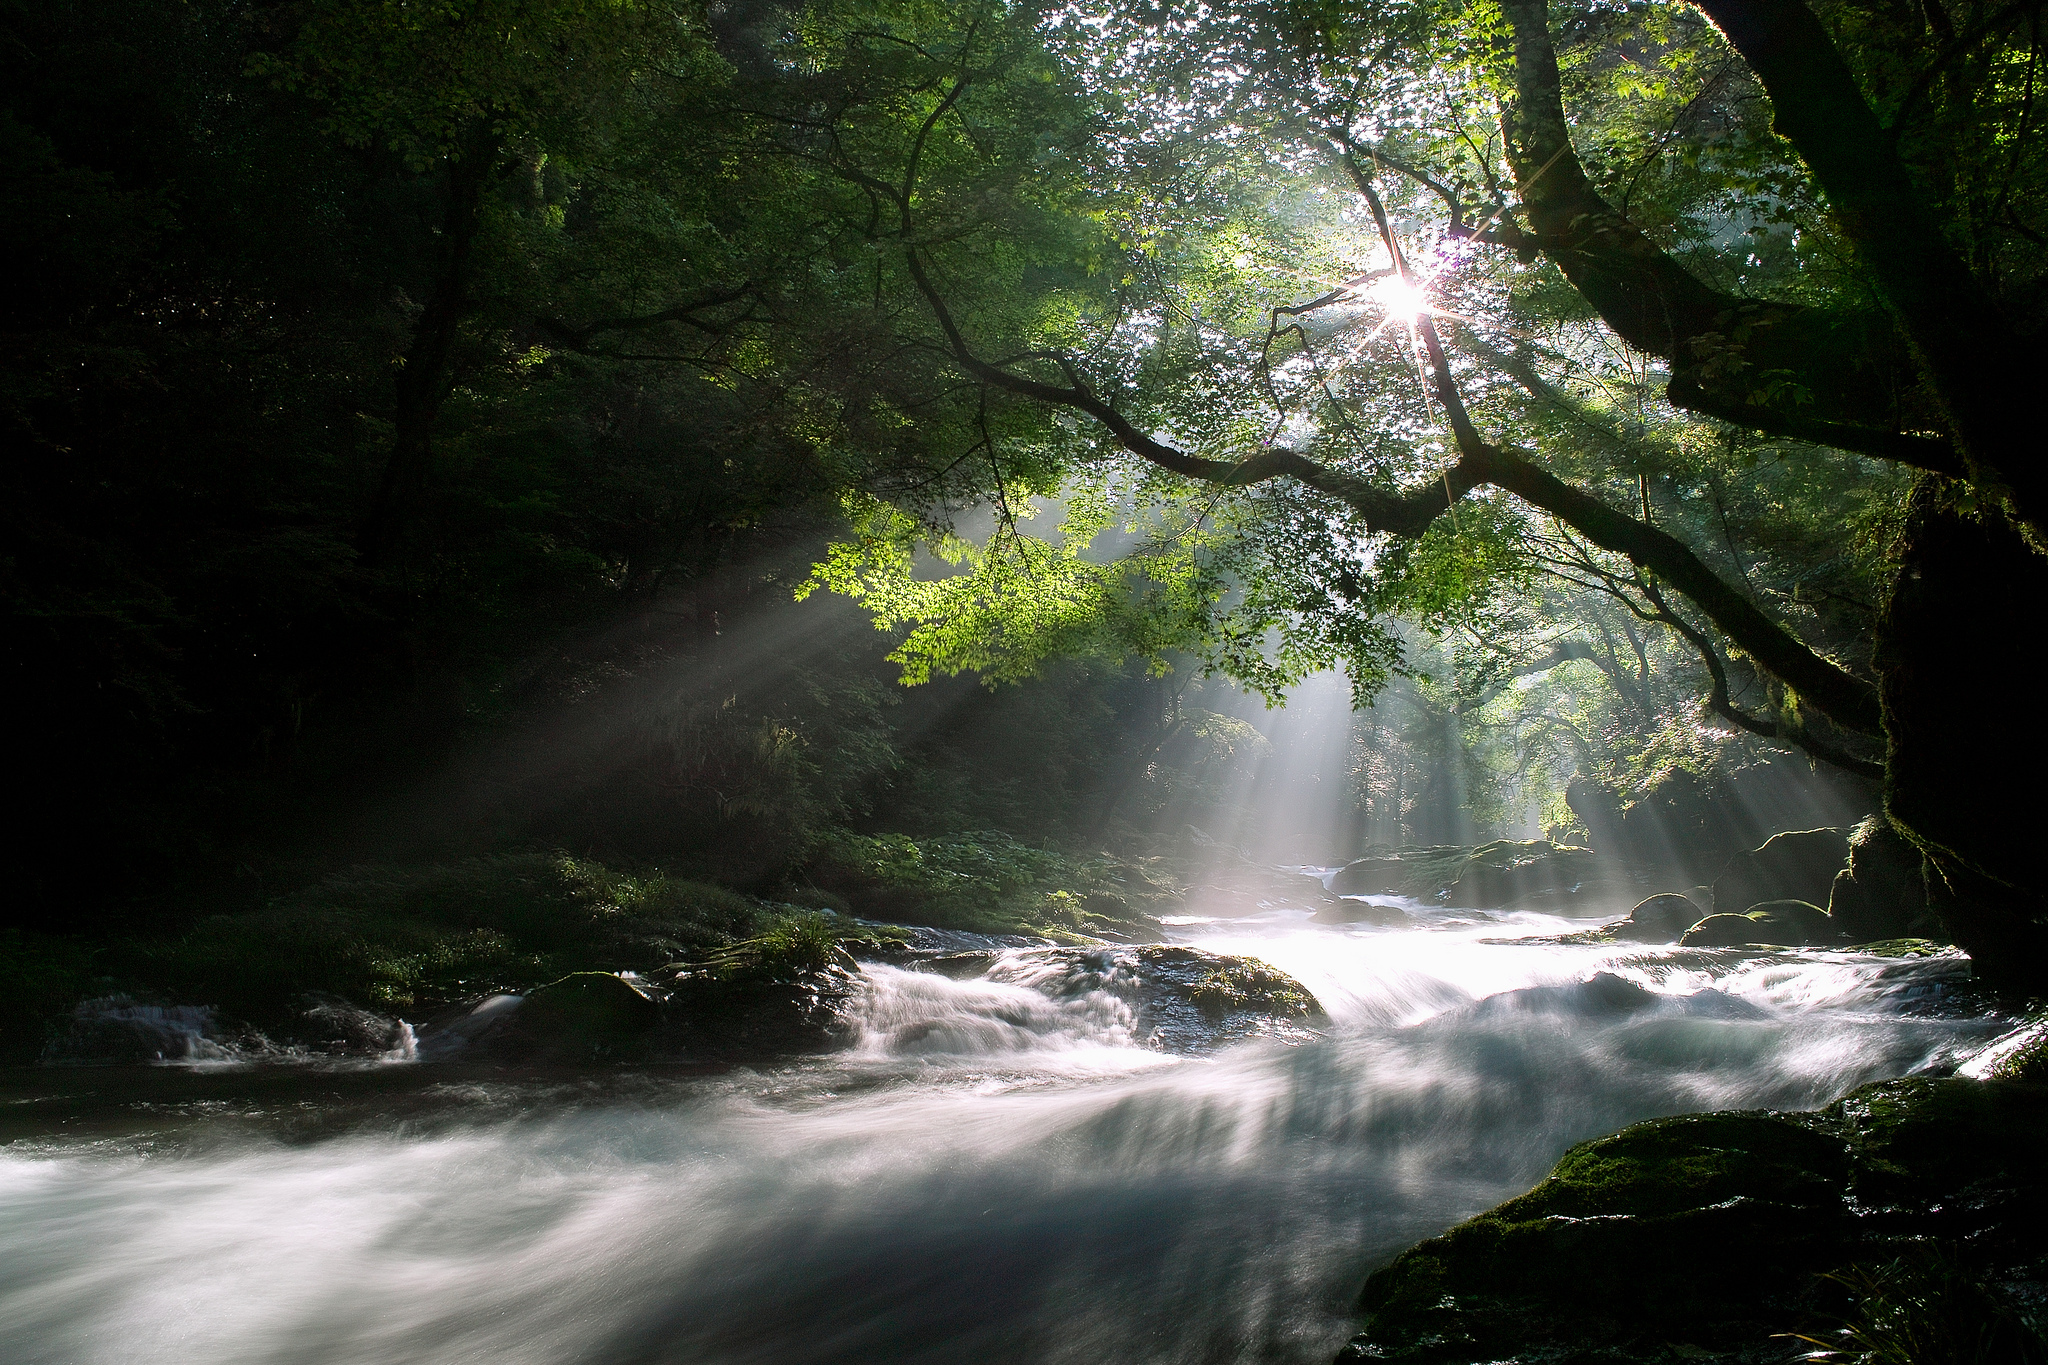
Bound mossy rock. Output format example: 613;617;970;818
1710;827;1851;916
1678;912;1765;947
1613;892;1705;942
1142;946;1321;1021
1341;1078;2048;1364
1826;816;1936;944
502;972;662;1059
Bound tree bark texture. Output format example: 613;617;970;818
1496;0;1954;473
1875;484;2048;986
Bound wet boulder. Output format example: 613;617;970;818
1678;900;1834;947
1612;893;1706;942
1826;816;1939;944
972;944;1325;1053
295;994;416;1058
420;972;664;1063
1711;827;1851;916
1338;1077;2048;1364
1313;899;1412;926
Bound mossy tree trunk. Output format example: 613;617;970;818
1875;482;2048;989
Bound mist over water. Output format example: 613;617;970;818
0;905;2001;1365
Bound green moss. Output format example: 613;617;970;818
1855;937;1952;958
1351;1078;2048;1364
1180;958;1320;1020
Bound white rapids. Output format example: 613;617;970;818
0;902;2004;1365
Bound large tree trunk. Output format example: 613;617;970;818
1875;482;2048;990
360;131;499;568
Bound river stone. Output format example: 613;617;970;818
1710;827;1851;915
1741;898;1838;946
1826;816;1938;944
1612;892;1705;942
1677;912;1766;947
1336;1076;2048;1364
977;944;1325;1053
1313;899;1412;926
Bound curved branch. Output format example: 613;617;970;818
538;282;758;350
907;242;1882;734
1495;0;1933;469
1688;0;2038;532
1640;577;1884;777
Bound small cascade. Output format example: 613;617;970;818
0;902;2014;1365
40;996;252;1065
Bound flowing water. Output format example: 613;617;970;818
0;897;2007;1365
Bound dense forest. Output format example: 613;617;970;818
13;0;2022;929
4;0;2046;1360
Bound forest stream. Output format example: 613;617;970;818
0;886;2000;1365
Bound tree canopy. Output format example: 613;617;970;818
7;0;2045;966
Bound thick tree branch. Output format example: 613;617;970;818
1495;0;1935;472
1688;0;2042;534
907;242;1882;734
538;283;758;350
1640;577;1884;777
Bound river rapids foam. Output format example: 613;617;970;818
0;905;2006;1364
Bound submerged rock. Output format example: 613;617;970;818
1336;1076;2048;1363
416;965;861;1064
1450;972;1766;1025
